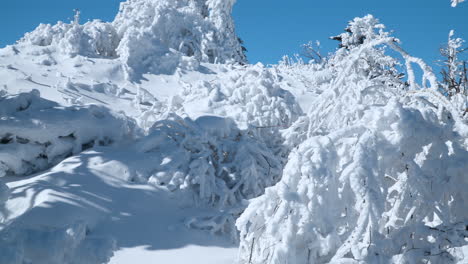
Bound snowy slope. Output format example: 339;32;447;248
1;1;468;264
1;147;237;264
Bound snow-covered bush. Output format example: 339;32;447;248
283;15;405;147
137;114;281;207
21;0;247;78
180;64;303;158
114;0;246;78
0;221;115;264
21;19;119;58
134;114;282;236
0;90;138;177
237;15;468;264
237;98;468;264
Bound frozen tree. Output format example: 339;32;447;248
111;0;246;77
238;99;468;263
237;15;468;264
20;0;246;78
439;30;468;120
283;15;405;144
440;30;467;97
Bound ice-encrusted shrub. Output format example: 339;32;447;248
137;114;281;206
237;15;468;264
180;64;303;158
283;16;407;148
237;99;468;264
0;221;115;264
0;90;138;177
114;0;246;78
135;114;282;236
21;19;119;58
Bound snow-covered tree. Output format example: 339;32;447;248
439;31;468;121
284;15;405;144
20;0;246;79
440;30;467;97
237;15;468;264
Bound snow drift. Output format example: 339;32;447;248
0;90;138;177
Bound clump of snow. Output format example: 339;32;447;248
0;90;139;177
0;221;115;264
451;0;466;7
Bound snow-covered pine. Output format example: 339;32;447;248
283;15;405;147
237;15;468;264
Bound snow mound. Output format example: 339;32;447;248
0;221;115;264
237;98;468;263
0;90;138;177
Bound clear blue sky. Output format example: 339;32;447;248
0;0;466;66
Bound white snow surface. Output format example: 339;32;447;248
1;2;468;264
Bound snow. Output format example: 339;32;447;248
0;148;238;264
452;0;466;7
1;1;468;263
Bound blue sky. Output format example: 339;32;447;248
0;0;466;66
